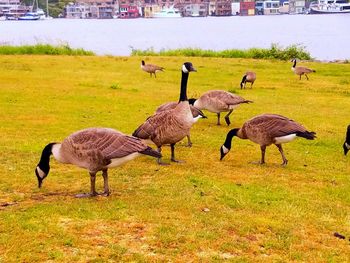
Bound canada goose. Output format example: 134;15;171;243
240;71;256;89
141;60;164;78
190;90;252;126
133;62;197;164
35;128;161;197
343;125;350;156
220;114;316;166
291;59;316;80
155;101;207;147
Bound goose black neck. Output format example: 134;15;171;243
346;125;350;143
38;143;54;171
240;75;247;88
179;71;189;102
292;60;296;68
224;128;239;149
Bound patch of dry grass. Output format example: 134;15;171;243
0;55;350;262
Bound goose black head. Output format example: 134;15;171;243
182;62;197;73
344;125;350;156
35;143;55;188
220;144;231;160
188;98;197;105
35;165;49;188
220;128;239;160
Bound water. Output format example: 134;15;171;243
0;15;349;60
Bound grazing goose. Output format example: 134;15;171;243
220;114;316;166
240;71;256;89
155;101;207;147
343;125;350;156
141;60;164;78
190;90;252;126
133;62;197;164
35;128;161;197
291;59;315;80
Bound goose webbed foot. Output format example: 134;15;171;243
249;160;266;165
75;192;98;198
99;191;110;197
281;160;288;167
157;158;170;166
186;142;192;147
171;158;185;163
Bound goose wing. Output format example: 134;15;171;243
68;128;148;160
155;102;177;113
132;111;171;140
247;114;308;137
296;66;314;74
144;64;164;72
210;90;250;106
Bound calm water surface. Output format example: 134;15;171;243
0;15;349;60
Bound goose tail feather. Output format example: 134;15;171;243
296;131;316;140
140;146;162;158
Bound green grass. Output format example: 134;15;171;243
1;55;350;262
131;44;312;60
0;44;94;56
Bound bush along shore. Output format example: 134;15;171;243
131;44;312;61
0;44;95;56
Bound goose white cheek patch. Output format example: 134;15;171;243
222;145;229;154
36;166;46;178
182;64;189;73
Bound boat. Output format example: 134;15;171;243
309;0;350;14
18;11;40;20
153;7;182;18
17;0;49;20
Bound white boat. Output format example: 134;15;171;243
18;11;40;20
18;0;49;20
309;0;350;14
153;7;182;18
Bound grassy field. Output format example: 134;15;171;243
0;55;350;262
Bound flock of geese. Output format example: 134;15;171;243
35;59;347;198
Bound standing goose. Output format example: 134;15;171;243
291;59;315;80
240;71;256;89
141;60;164;78
35;128;161;197
220;114;316;166
133;62;197;164
155;101;207;147
190;90;252;126
343;125;350;156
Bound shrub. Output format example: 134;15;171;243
131;44;312;61
0;44;94;56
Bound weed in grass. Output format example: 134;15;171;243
110;83;121;90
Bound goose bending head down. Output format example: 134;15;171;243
189;90;252;126
132;62;197;164
343;125;350;156
291;59;315;80
240;71;256;89
220;114;316;166
35;128;161;197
